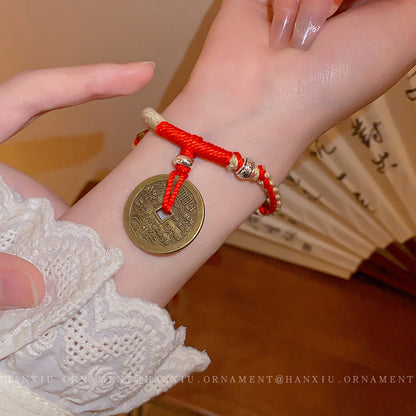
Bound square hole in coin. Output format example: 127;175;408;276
156;208;171;221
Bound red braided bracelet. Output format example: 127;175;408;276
139;108;282;216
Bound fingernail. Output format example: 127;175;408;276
291;3;330;50
124;61;155;71
0;272;39;308
142;61;155;68
270;8;297;50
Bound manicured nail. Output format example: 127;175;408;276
291;0;332;51
270;7;297;50
329;1;342;16
0;272;39;308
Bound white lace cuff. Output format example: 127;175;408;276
0;176;210;415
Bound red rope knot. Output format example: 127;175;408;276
141;108;281;216
162;152;194;214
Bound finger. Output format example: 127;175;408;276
0;253;45;309
291;0;342;50
337;0;372;13
270;0;299;49
0;61;155;142
329;0;344;15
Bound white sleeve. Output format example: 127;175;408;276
0;176;210;416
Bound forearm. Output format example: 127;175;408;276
62;90;311;307
62;0;416;307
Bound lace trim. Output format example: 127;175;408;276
0;176;210;415
3;280;210;416
0;176;124;360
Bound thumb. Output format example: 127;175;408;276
0;253;45;309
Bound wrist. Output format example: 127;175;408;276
161;86;320;185
62;89;323;306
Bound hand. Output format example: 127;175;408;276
171;0;416;177
61;0;416;307
0;62;154;309
271;0;345;50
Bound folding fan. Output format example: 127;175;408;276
228;66;416;295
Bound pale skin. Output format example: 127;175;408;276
0;0;415;309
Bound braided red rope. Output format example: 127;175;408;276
156;122;234;167
136;109;281;215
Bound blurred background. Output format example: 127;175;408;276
0;0;219;203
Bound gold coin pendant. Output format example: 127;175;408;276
123;174;205;254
